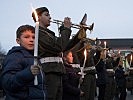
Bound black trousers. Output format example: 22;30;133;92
104;77;116;100
45;73;62;100
80;74;96;100
98;84;106;100
114;86;127;100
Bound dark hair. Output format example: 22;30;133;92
16;25;35;38
63;50;72;57
32;7;49;22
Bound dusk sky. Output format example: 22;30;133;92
0;0;133;52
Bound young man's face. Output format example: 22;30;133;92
39;11;51;28
16;30;35;50
66;52;73;64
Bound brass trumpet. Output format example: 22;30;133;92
51;19;94;31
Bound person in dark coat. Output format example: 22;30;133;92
126;46;133;94
80;47;96;100
126;46;133;68
104;53;116;100
32;7;72;100
62;51;84;100
114;58;128;100
32;7;86;100
94;49;107;100
0;25;46;100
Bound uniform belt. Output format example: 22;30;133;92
70;64;80;68
40;57;63;63
106;69;114;72
83;66;95;71
129;67;133;70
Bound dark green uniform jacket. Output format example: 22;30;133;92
38;26;71;74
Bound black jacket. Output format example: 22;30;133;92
115;66;127;87
94;51;107;86
62;63;80;100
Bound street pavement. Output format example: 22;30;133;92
126;90;133;100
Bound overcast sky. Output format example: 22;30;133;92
0;0;133;52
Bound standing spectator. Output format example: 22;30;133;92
126;46;133;68
62;51;84;100
114;58;128;100
94;49;107;100
126;46;133;94
0;25;46;100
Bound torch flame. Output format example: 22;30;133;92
84;49;87;60
130;54;132;66
31;5;38;22
104;41;106;48
118;50;120;54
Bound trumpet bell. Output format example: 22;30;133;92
89;23;94;31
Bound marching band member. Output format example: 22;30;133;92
32;7;72;100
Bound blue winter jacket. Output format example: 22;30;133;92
1;46;46;100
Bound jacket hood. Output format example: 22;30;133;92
7;46;34;57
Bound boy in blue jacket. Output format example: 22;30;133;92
1;25;46;100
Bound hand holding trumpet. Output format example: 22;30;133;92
63;17;72;29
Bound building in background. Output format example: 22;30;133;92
98;38;133;56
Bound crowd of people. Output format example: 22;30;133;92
0;6;133;100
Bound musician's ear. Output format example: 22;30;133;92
16;38;20;44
